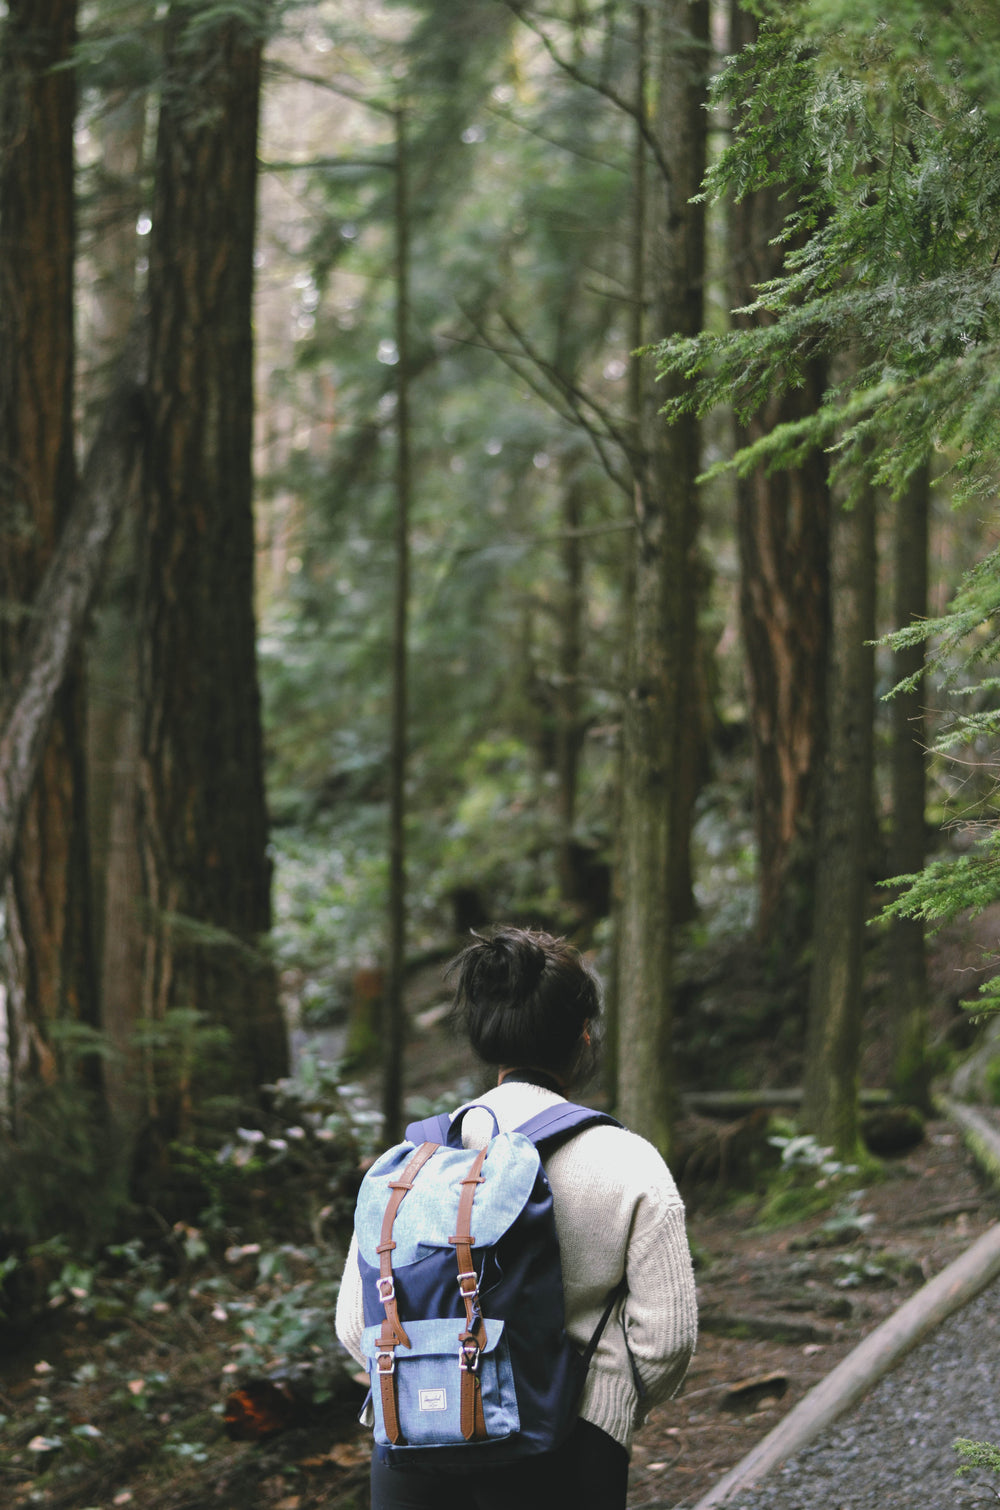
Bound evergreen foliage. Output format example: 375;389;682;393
654;0;1000;1008
259;0;637;944
955;1436;1000;1480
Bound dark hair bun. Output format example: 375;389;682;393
446;925;601;1084
476;930;546;999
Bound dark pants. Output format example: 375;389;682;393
370;1418;629;1510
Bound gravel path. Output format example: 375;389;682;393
721;1275;1000;1510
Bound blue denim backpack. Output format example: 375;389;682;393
353;1100;624;1470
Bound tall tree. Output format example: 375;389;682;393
135;0;286;1128
0;0;96;1120
801;469;875;1156
82;0;156;1124
616;0;708;1153
728;2;831;966
888;464;931;1109
382;104;412;1146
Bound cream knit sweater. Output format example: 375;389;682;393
334;1081;697;1453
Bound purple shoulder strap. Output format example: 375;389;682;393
403;1111;451;1145
404;1101;618;1149
514;1102;621;1147
404;1102;502;1147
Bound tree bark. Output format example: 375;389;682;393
801;475;876;1157
0;0;96;1118
83;7;153;1122
889;464;931;1110
616;0;708;1154
136;0;286;1127
554;468;586;910
382;104;412;1146
729;2;831;965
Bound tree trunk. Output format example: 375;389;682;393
0;0;96;1122
729;2;831;966
604;0;649;1110
136;0;286;1131
801;475;876;1157
554;468;587;910
889;464;931;1110
615;0;708;1154
382;104;412;1146
83;9;152;1123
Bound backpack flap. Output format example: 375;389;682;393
361;1317;519;1448
355;1135;539;1273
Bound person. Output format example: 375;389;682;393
335;925;698;1510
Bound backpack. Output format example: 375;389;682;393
353;1099;623;1470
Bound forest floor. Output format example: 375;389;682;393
3;962;1000;1510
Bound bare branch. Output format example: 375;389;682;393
501;1;671;185
264;58;395;117
485;102;628;174
452;308;634;498
495;309;636;458
260;155;394;173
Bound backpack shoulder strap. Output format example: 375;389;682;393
403;1102;502;1148
403;1111;452;1145
514;1102;621;1149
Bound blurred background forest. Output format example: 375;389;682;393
5;0;1000;1501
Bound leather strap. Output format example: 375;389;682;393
449;1146;489;1441
375;1140;438;1444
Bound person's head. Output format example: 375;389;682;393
447;925;602;1088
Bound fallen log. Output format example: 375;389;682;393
691;1101;1000;1508
938;1096;1000;1184
682;1088;890;1116
697;1309;833;1345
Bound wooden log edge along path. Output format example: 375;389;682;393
690;1097;1000;1509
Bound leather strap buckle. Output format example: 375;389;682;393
459;1338;481;1373
375;1349;396;1376
376;1275;396;1303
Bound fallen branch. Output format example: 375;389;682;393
682;1088;891;1116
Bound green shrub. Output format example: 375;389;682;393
757;1126;870;1228
955;1439;1000;1478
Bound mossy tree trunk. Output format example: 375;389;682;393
615;0;708;1155
136;0;286;1133
0;0;97;1122
84;0;153;1126
382;104;412;1146
889;464;931;1111
801;476;876;1158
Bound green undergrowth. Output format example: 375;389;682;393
754;1122;881;1229
0;1054;379;1510
955;1439;1000;1480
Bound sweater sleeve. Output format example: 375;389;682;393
622;1188;698;1408
334;1232;366;1369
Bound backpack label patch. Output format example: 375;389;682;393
418;1388;447;1412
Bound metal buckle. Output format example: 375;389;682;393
459;1339;481;1373
456;1270;479;1299
376;1275;396;1303
375;1349;396;1375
